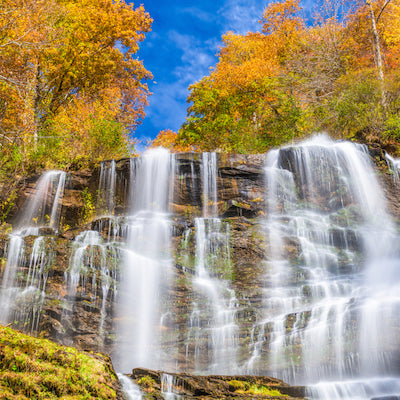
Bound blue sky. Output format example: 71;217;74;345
131;0;313;150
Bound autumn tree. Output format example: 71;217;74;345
0;0;56;144
0;0;152;168
151;129;196;153
178;0;400;152
179;0;306;153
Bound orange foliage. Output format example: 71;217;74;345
0;0;152;161
382;0;400;68
151;129;195;153
179;0;400;151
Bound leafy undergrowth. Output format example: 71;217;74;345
0;325;118;399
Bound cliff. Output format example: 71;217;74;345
1;140;399;398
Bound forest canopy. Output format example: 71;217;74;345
2;0;400;169
0;0;152;170
155;0;400;154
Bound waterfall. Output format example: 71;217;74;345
65;230;119;345
189;217;238;373
184;153;239;374
201;152;218;217
97;160;116;214
249;134;400;398
1;137;400;400
386;152;400;186
115;148;175;372
17;170;66;233
161;373;185;400
0;171;65;328
117;373;143;400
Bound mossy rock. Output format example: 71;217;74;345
0;325;120;399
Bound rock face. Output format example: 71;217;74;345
1;144;400;396
129;368;306;399
0;153;268;359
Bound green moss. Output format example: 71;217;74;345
137;375;156;388
246;384;285;396
228;379;248;391
137;375;156;393
229;380;286;397
0;325;117;399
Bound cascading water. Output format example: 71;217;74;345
184;153;239;374
0;171;65;329
117;373;143;400
161;373;185;400
386;152;400;186
115;148;176;372
247;135;400;399
201;152;218;218
66;230;119;345
18;170;66;233
97;160;117;214
1;137;400;400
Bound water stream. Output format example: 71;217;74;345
255;135;400;398
0;171;65;329
114;148;176;372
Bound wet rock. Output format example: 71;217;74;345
130;368;306;399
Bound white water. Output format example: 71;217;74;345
17;170;66;232
115;148;175;372
0;171;65;328
248;135;400;398
386;152;400;187
1;139;399;400
189;217;238;374
201;152;218;217
66;230;119;343
161;373;184;400
98;160;116;214
185;152;239;374
117;373;143;400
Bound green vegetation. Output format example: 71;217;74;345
228;380;286;397
0;325;118;399
81;188;96;223
137;375;156;393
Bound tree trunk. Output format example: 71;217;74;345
367;0;387;110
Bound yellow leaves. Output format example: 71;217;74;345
261;0;303;35
381;0;400;67
213;32;280;98
151;129;196;153
0;0;152;167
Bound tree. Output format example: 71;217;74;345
366;0;391;109
0;0;152;167
0;0;56;143
151;129;196;152
179;0;306;153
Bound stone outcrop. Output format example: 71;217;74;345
130;368;306;399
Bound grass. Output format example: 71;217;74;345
0;325;118;399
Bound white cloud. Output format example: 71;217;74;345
218;0;266;34
180;7;216;23
168;30;218;83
